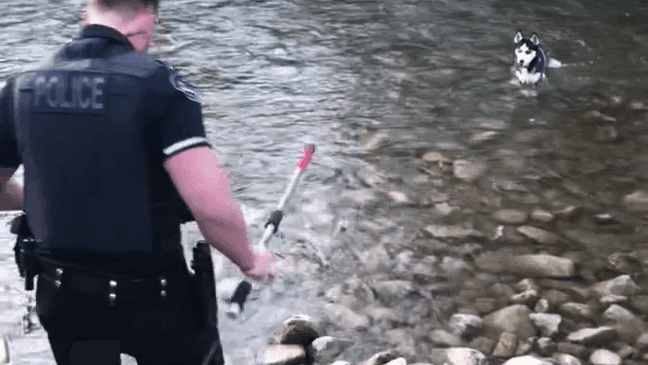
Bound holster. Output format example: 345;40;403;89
190;240;217;329
11;214;38;291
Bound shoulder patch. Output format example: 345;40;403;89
168;68;201;103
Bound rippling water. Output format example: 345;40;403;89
1;0;648;364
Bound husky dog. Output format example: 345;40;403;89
513;31;560;85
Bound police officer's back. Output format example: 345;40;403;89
0;1;277;364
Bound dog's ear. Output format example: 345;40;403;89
514;31;523;43
530;33;540;45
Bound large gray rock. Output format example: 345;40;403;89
508;254;575;278
483;305;536;340
589;349;621;365
590;275;641;298
566;326;616;346
603;304;646;342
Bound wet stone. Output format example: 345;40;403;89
423;224;484;239
428;329;462;347
385;358;406;365
442;347;486;365
567;326;616;346
535;337;555;357
514;337;534;356
482;304;536;340
534;298;549;313
556;342;589;359
448;314;483;338
590;275;641;298
371;280;415;303
275;314;321;346
516;226;561;245
326;304;370;330
559;302;594;322
600;295;628;306
508;254;575;278
362;350;398;365
384;329;417;357
491;209;528;224
469;130;498;146
260;344;306;365
529;313;562;338
453;159;488;182
622;190;648;211
492;331;517;359
502;355;554;365
556;353;582;365
308;336;353;365
469;336;495;356
510;290;539;306
421;151;450;164
589;349;621;365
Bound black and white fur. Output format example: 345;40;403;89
513;31;560;85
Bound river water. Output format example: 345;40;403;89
1;0;648;364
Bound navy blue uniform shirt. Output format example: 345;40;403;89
0;25;210;273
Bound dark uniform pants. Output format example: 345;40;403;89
35;262;224;365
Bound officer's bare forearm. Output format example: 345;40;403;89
195;206;255;272
0;168;22;211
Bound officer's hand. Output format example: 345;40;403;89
242;249;278;281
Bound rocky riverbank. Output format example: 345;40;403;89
254;103;648;365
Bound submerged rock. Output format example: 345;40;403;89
453;159;488;182
516;226;561;245
508;254;575;278
423;224;484;239
326;304;370;330
482;305;537;340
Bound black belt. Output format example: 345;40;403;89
39;258;181;306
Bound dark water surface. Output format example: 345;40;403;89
1;0;648;364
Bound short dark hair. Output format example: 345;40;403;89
95;0;159;12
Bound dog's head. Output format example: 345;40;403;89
514;31;540;68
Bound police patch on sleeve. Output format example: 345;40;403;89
169;69;201;103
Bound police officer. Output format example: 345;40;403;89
0;0;277;364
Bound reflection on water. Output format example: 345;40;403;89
1;0;648;363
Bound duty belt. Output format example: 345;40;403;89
39;258;176;306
